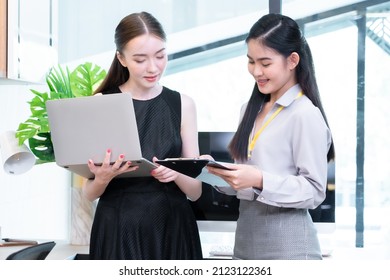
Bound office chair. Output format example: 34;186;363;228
5;241;56;260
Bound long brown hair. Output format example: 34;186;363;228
94;12;166;94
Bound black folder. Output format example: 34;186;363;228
155;158;230;177
155;158;236;195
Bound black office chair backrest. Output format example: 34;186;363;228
6;241;56;260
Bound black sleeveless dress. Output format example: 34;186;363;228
89;87;203;259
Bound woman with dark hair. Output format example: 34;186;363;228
83;12;203;260
207;13;335;259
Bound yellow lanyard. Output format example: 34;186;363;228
247;91;303;159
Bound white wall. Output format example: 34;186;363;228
0;84;70;240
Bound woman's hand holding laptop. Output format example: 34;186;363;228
87;148;139;182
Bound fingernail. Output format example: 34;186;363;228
120;154;124;159
88;159;93;164
107;149;111;153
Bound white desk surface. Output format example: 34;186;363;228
0;241;89;260
3;242;388;260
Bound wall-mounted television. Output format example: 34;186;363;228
191;132;335;254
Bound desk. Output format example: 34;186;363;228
0;241;89;260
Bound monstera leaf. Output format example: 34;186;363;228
16;62;107;164
70;62;106;97
28;132;55;164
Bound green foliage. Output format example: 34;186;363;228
15;62;106;164
28;132;55;164
71;62;106;97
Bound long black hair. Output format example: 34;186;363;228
229;13;335;162
94;12;166;94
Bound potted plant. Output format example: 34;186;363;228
15;62;107;164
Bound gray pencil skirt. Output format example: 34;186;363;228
233;200;322;260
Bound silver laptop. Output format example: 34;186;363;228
46;93;157;179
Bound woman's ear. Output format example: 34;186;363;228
288;52;300;70
116;51;126;67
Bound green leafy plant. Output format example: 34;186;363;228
16;62;107;164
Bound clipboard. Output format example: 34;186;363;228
155;158;231;177
155;158;236;195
